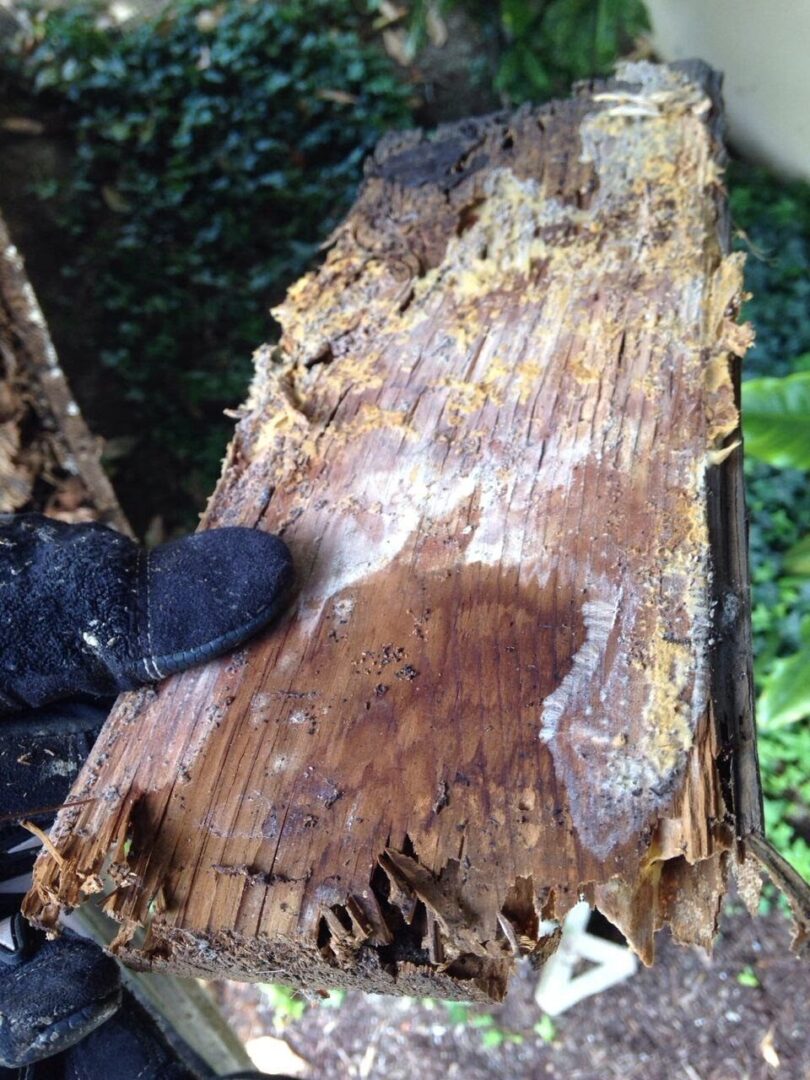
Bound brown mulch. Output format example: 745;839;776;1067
215;903;808;1080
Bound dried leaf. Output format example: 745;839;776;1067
316;89;359;106
425;4;448;48
101;185;133;214
1;117;45;135
382;27;415;66
760;1027;780;1069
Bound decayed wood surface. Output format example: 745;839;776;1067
0;211;129;532
27;62;765;998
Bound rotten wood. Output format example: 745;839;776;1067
26;62;769;999
0;210;130;532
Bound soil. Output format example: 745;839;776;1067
215;903;809;1080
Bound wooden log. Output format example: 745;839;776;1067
25;62;767;999
0;211;129;532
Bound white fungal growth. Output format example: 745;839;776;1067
332;597;355;623
296;437;478;632
540;588;621;741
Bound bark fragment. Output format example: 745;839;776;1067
0;211;129;532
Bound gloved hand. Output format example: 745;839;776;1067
0;513;295;1079
0;513;292;712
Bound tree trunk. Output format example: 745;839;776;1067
26;62;769;999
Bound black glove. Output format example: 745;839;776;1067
0;514;294;1078
0;513;292;712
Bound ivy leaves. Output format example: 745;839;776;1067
743;369;810;731
743;370;810;470
13;0;410;530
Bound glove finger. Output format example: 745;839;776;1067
131;525;293;683
0;514;292;713
0;933;121;1068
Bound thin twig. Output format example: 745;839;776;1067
19;820;65;867
746;831;810;953
0;797;96;826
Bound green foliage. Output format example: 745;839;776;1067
736;965;760;988
743;367;810;731
465;1011;524;1047
744;448;810;876
11;0;410;529
742;371;810;469
730;163;810;380
412;0;648;105
443;1000;472;1025
759;647;810;730
784;533;810;576
733;161;810;882
743;370;810;729
758;722;810;882
260;983;307;1023
534;1014;556;1043
469;1012;496;1028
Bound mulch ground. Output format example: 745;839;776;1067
215;902;808;1080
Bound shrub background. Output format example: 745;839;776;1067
10;0;411;528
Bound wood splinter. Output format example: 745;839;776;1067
24;61;791;999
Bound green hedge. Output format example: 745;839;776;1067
13;0;410;529
412;0;649;103
732;163;810;883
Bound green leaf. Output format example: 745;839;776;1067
501;0;534;38
260;983;306;1022
784;534;810;576
443;1001;471;1025
481;1028;505;1048
742;371;810;469
470;1013;495;1028
737;966;760;988
534;1015;556;1043
519;46;553;95
758;648;810;729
